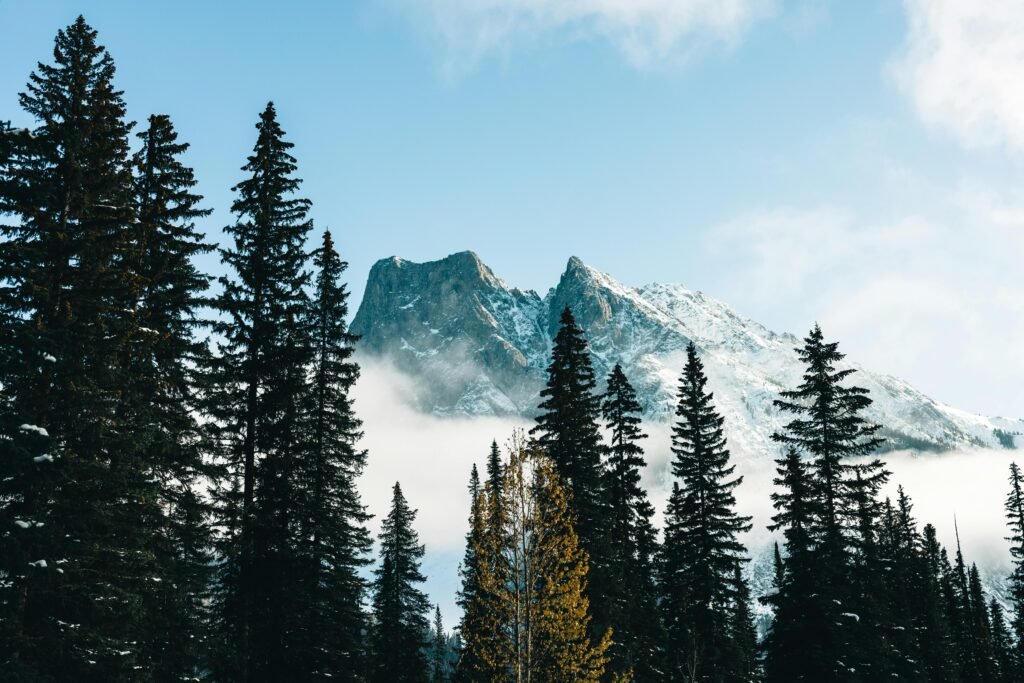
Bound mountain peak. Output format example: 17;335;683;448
351;250;1021;451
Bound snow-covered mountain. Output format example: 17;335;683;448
351;251;1023;456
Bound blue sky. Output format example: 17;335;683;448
3;0;1024;420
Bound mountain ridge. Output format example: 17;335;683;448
351;251;1023;455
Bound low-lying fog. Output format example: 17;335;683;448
355;359;1018;626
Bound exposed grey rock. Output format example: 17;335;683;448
351;251;1024;455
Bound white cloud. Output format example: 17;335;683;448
894;0;1024;150
704;192;1024;417
353;359;1022;621
385;0;774;74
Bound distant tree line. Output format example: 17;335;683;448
2;16;1024;683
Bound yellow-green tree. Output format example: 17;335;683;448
461;433;611;682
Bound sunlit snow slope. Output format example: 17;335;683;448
351;251;1023;456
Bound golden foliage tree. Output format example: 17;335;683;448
460;433;611;682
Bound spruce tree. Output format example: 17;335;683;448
369;483;431;683
990;599;1012;682
290;229;372;681
600;362;665;680
456;466;484;681
729;564;760;682
0;17;162;681
456;464;507;683
130;112;215;682
967;564;997;682
431;606;450;683
485;439;502;502
531;307;607;566
660;342;752;683
767;324;884;683
205;101;314;682
878;489;928;682
763;447;821;682
1005;462;1024;675
846;465;895;679
917;524;962;683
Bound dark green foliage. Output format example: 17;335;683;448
660;342;752;683
920;524;963;683
1005;462;1024;675
530;306;610;631
485;440;502;503
369;483;431;683
989;599;1013;681
130;113;215;682
764;325;885;683
290;229;372;681
431;606;451;683
205;101;314;681
531;307;605;548
600;363;665;680
0;17;163;681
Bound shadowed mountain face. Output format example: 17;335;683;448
351;251;1023;455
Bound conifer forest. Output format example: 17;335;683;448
4;15;1024;683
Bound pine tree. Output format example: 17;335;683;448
486;439;502;502
431;606;450;683
600;362;665;680
766;324;884;683
456;466;483;680
729;564;759;682
846;465;894;679
967;564;997;682
990;599;1012;682
205;101;314;682
917;524;962;683
1004;462;1024;676
763;447;822;682
289;229;372;681
531;307;607;571
130;112;215;682
0;17;163;681
660;342;752;683
950;530;985;683
369;483;431;683
456;464;507;683
772;542;785;591
878;489;928;682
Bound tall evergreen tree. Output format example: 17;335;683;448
456;466;507;683
456;466;485;681
660;342;752;683
600;362;665;680
369;483;431;683
990;599;1012;682
846;465;895;679
290;229;372;681
431;606;451;683
729;564;759;683
0;17;163;681
205;101;314;682
765;324;884;683
485;440;502;502
763;444;822;683
1005;462;1024;675
531;307;605;547
130;112;215;682
919;524;962;683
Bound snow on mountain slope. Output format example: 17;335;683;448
351;251;1023;455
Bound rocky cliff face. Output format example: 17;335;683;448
351;251;1023;455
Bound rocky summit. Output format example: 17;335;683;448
351;251;1023;455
